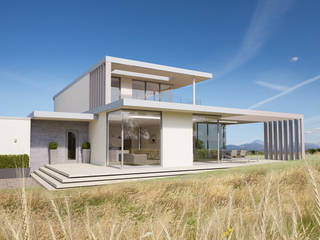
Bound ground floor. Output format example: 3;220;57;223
0;99;305;174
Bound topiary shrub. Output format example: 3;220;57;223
0;154;29;168
48;142;58;150
82;142;91;149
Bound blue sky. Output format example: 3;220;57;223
0;0;320;145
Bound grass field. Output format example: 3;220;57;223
1;155;320;239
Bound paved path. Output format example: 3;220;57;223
0;177;40;190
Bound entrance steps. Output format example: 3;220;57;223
31;165;217;190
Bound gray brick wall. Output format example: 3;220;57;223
30;120;89;171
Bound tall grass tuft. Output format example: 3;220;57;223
0;155;320;239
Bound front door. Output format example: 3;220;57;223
67;130;78;162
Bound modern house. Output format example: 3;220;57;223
0;56;305;189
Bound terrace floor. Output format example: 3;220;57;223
45;159;278;178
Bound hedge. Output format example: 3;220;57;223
0;154;29;168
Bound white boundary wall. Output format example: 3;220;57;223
89;112;107;166
54;73;90;113
161;112;193;167
0;117;31;155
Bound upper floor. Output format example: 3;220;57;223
53;56;213;113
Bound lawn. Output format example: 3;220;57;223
1;155;320;239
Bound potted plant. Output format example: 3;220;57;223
82;142;91;163
48;142;58;164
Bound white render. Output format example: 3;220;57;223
89;112;107;166
161;112;193;167
0;117;31;155
29;111;96;121
54;73;90;113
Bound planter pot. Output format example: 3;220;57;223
0;168;30;179
82;149;91;163
49;149;58;164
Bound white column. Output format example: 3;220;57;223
217;120;220;163
273;121;278;160
278;121;283;160
121;112;124;169
294;119;299;160
283;120;288;160
300;118;305;159
193;78;196;105
105;60;112;104
264;122;268;159
289;120;294;160
268;121;273;159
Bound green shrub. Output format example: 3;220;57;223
0;154;29;168
82;142;91;149
197;149;209;159
48;142;58;150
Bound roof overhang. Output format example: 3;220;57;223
108;56;212;89
53;56;213;100
29;111;96;121
88;98;303;124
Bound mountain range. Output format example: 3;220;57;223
226;140;320;152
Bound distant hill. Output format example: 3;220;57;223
226;140;320;151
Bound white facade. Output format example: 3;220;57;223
89;112;107;166
161;112;193;167
54;73;90;113
0;117;31;155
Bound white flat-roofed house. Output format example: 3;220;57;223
0;56;305;189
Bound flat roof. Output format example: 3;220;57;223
29;111;96;121
53;56;213;99
88;98;303;124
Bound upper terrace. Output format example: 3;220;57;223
53;56;213;113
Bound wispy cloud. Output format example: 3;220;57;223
255;80;288;91
220;0;294;76
290;56;299;62
305;128;320;134
249;74;320;109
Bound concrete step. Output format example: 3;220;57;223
33;169;179;190
45;163;228;178
39;166;210;184
31;172;55;191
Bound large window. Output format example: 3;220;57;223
108;110;161;168
146;82;160;101
193;115;226;162
132;80;172;102
132;80;145;100
111;77;121;102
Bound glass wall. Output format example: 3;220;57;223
132;79;172;102
108;110;122;167
193;115;226;162
108;110;161;168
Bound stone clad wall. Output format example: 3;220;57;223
30;120;89;171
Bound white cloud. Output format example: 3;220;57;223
248;74;320;109
305;130;313;134
220;0;294;76
255;80;288;91
290;56;299;62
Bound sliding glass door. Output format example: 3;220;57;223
107;110;161;168
193;115;226;162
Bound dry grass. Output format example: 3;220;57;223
1;155;320;239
